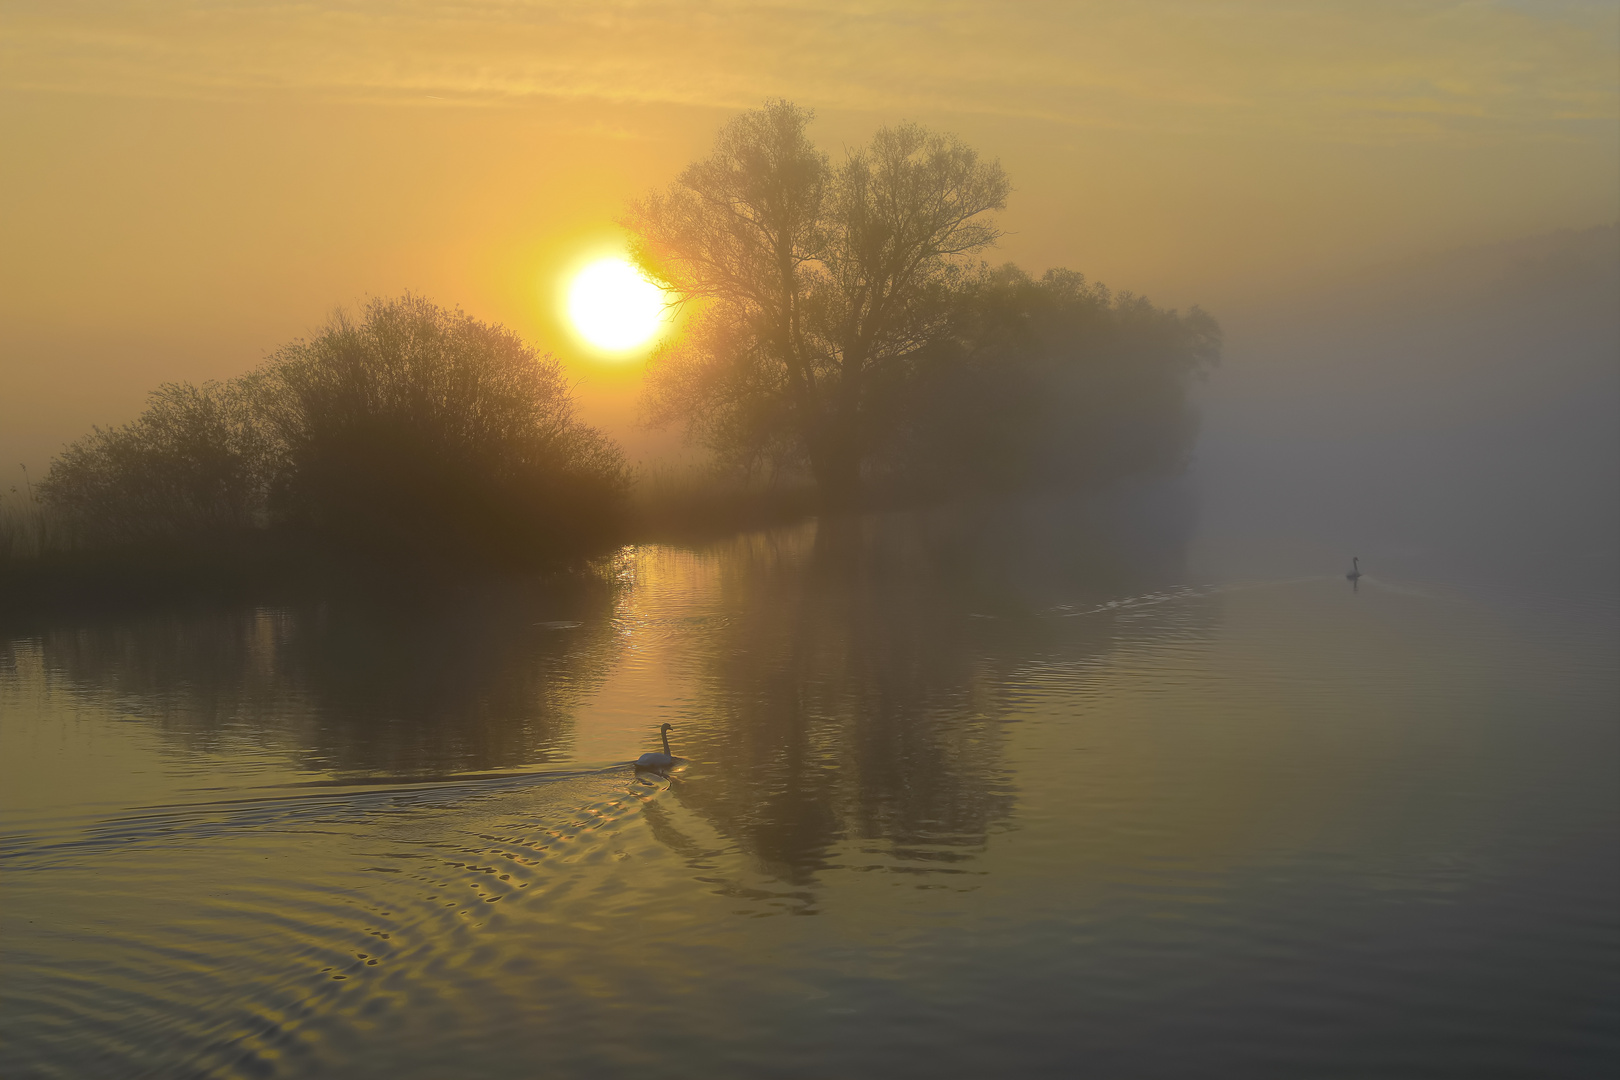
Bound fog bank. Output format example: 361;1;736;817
1191;225;1620;601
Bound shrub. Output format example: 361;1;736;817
37;296;629;565
0;466;59;563
262;296;629;561
38;381;271;545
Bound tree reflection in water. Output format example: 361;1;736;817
29;577;624;776
22;490;1199;892
656;491;1197;888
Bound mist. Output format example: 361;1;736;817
1190;224;1620;600
3;8;1618;1078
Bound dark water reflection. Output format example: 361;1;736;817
3;500;1616;1079
24;580;622;776
663;502;1199;889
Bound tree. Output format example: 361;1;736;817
40;296;630;563
262;295;629;559
39;380;272;544
627;100;1009;507
888;266;1221;496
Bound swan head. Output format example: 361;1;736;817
660;723;674;733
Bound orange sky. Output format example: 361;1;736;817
2;1;1616;472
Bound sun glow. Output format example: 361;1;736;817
566;257;669;354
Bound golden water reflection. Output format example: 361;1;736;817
4;506;1615;1079
8;500;1193;883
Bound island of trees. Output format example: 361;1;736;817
0;101;1219;609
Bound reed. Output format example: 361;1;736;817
627;462;818;542
0;465;64;565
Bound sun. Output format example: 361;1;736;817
566;257;669;354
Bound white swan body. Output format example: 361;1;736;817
635;723;679;772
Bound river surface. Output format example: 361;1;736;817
3;508;1617;1078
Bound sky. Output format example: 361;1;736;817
2;0;1617;473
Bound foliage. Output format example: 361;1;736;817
36;296;628;564
628;100;1010;505
37;382;271;545
628;101;1218;507
261;295;629;560
888;266;1222;495
0;466;60;563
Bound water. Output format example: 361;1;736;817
3;509;1617;1078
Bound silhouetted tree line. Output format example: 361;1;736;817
631;100;1218;508
886;265;1219;496
26;102;1216;584
38;296;629;565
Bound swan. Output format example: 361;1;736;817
634;723;679;773
1346;557;1362;581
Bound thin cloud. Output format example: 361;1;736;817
1;1;1614;142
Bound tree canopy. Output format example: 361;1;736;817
263;295;627;558
628;100;1218;509
628;100;1010;505
40;296;628;562
37;380;271;545
889;266;1222;496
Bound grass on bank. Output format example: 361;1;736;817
0;467;57;565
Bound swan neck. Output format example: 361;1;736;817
661;730;671;756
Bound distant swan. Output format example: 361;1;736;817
1346;557;1362;581
635;723;679;773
